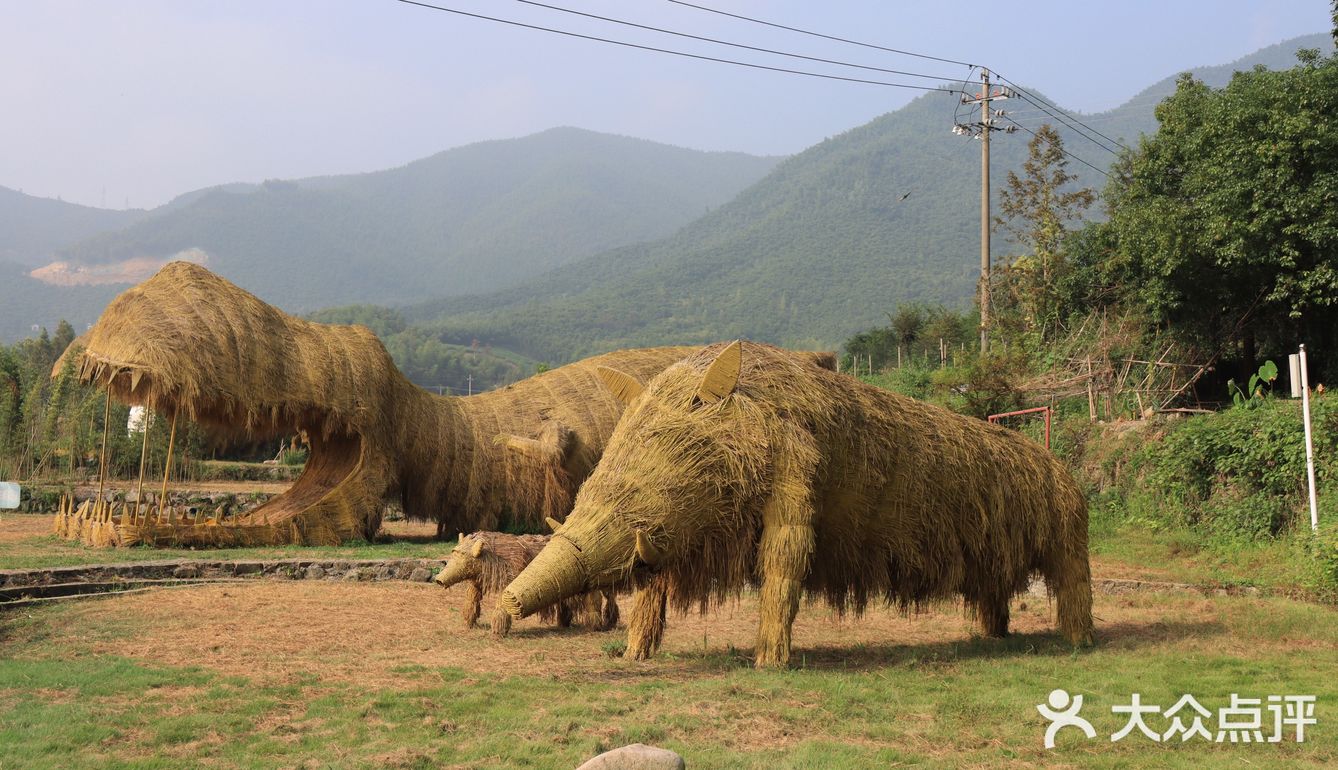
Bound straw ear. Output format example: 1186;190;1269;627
634;529;662;565
469;538;485;558
499;434;545;458
697;340;742;403
497;423;575;462
596;366;644;404
545;516;562;532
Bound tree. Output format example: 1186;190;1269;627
994;124;1095;338
1100;51;1338;377
889;304;927;347
52;319;76;358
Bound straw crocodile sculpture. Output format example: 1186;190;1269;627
501;340;1095;667
54;263;835;549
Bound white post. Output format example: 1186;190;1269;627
1299;345;1319;532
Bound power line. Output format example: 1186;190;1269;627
999;89;1123;156
396;0;964;93
993;74;1132;154
1001;117;1111;178
511;0;962;83
667;0;976;69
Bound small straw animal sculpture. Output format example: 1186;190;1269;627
433;531;619;637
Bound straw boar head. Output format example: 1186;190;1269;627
501;341;778;618
433;532;488;589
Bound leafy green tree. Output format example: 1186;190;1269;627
1101;51;1338;377
889;304;927;348
994;124;1095;339
52;319;76;359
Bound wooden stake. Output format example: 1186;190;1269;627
96;390;111;506
159;407;178;522
1086;358;1097;423
134;408;151;518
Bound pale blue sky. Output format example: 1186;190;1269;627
2;1;1328;209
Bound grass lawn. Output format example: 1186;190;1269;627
0;575;1333;767
1087;507;1334;600
1;512;1334;768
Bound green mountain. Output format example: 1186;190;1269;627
406;34;1334;362
51;128;780;308
0;128;778;342
0;186;145;267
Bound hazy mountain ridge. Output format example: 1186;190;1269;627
0;128;779;340
406;33;1334;362
0;186;147;267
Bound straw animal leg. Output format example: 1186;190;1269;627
570;591;604;628
599;586;620;631
1049;541;1095;646
490;601;513;638
970;586;1012;638
624;576;668;660
754;430;818;668
753;521;813;668
556;599;574;628
462;580;483;629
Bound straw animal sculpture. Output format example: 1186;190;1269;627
501;341;1095;667
433;531;618;637
56;262;837;548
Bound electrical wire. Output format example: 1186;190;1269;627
1014;94;1122;155
511;0;962;83
667;0;976;69
999;117;1111;178
396;0;964;93
993;74;1132;153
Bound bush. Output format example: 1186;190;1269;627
1301;520;1338;601
1121;395;1334;539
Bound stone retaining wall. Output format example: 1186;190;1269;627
0;557;448;591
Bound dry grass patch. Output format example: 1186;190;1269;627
6;580;1322;686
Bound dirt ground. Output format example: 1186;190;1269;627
0;513;56;544
12;578;1306;690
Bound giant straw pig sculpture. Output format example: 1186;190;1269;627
501;341;1094;667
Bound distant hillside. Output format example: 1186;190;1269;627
0;262;122;341
47;128;781;309
0;128;778;342
407;34;1334;362
0;187;145;267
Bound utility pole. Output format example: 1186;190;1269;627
954;69;1015;354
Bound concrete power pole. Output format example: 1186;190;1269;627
955;69;1014;354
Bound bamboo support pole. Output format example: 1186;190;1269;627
96;390;111;506
159;407;178;523
134;409;151;518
